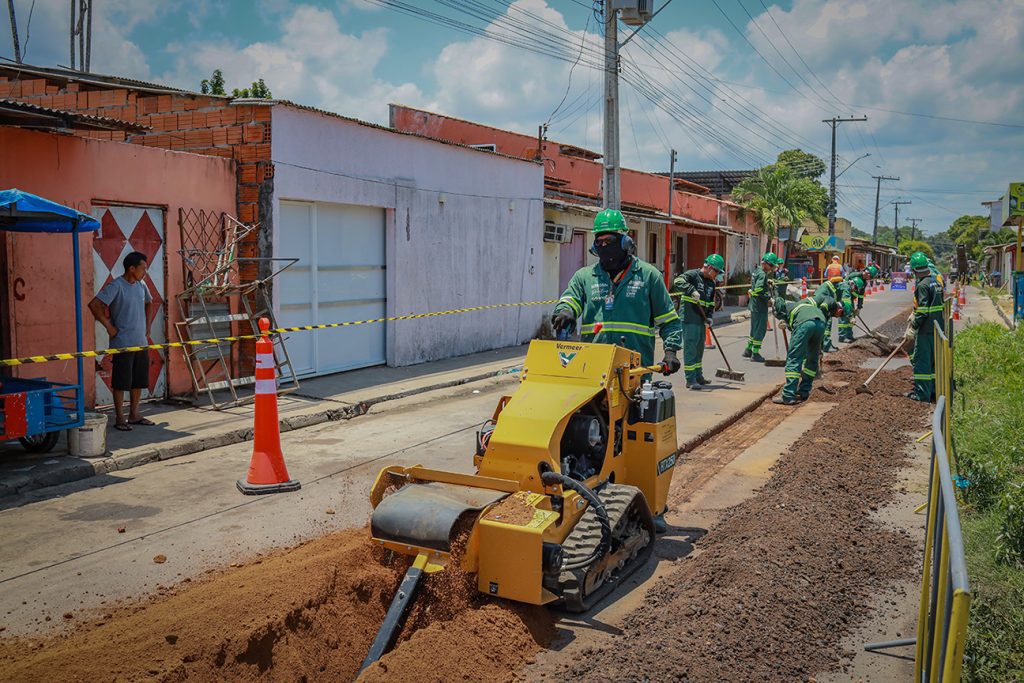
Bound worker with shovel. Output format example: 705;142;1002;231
812;275;851;352
742;253;776;363
552;209;683;374
772;254;790;298
770;297;843;405
904;251;944;402
838;275;865;342
671;254;725;390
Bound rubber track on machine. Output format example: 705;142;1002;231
552;483;654;612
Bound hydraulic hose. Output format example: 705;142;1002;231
541;471;611;571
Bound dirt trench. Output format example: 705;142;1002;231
0;314;924;682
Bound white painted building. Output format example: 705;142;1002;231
268;103;544;377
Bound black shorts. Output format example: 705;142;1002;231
111;350;149;391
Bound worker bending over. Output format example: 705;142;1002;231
771;296;843;404
743;253;776;362
552;209;682;375
904;251;944;402
671;254;724;390
838;275;865;342
812;275;851;352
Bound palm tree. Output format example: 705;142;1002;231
732;165;828;257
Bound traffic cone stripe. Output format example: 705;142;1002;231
237;318;301;496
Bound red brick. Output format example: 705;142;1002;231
170;134;186;150
211;128;228;146
225;126;243;145
157;95;172;111
233;106;252;122
78;93;89;108
238;203;256;223
191;111;207;127
239;185;259;203
65;82;80;93
176;112;193;129
184;129;213;147
46;85;59;95
239;164;258;184
111;131;126;142
254;143;270;161
112;90;127;106
184;97;201;111
204;110;222;127
253;107;271;122
86;91;102;108
242;124;263;143
141;97;159;114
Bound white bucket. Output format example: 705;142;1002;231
69;412;109;457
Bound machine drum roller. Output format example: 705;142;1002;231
359;339;681;673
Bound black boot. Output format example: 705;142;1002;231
751;353;765;363
772;394;798;405
741;347;752;358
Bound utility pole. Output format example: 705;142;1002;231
664;148;676;287
893;200;912;247
907;218;922;242
823;116;868;235
871;174;899;245
602;1;621;210
7;0;20;63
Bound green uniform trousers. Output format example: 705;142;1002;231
783;319;825;399
911;332;935;401
747;304;768;354
822;317;837;352
838;314;855;342
682;322;706;384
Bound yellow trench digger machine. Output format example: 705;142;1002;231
359;339;679;671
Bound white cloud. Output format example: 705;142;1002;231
160;4;425;123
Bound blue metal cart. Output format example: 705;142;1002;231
1;189;100;453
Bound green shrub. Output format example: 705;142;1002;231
996;483;1024;569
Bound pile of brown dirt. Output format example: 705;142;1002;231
0;528;403;681
561;363;929;682
0;523;555;683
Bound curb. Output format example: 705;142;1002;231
1;366;522;500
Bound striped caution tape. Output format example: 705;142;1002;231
0;299;560;367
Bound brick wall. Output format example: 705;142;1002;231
0;74;273;372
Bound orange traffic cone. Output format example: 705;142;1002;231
865;281;873;297
801;278;808;299
953;301;960;321
237;318;301;495
704;325;715;349
958;287;966;306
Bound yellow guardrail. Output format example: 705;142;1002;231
865;302;971;681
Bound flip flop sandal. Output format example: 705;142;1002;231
129;418;155;426
114;423;133;432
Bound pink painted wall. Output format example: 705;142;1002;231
1;127;237;406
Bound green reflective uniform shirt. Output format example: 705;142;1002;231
672;268;717;325
553;257;682;366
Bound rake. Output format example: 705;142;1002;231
854;316;893;347
856;339;907;395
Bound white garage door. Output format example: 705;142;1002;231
277;201;386;378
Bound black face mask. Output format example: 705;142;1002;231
595;239;630;273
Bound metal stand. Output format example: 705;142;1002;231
175;210;299;409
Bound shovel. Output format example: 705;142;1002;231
697;305;745;382
765;317;786;367
856;339;907;395
854;316;892;346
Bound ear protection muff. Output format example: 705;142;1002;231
590;232;636;256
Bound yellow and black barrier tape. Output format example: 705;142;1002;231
0;299;560;367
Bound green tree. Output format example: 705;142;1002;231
732;164;828;253
776;149;827;181
928;214;1016;266
200;69;226;96
897;239;935;259
199;70;272;99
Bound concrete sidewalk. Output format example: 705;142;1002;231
0;303;773;499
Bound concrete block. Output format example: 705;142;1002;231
92;458;119;476
34;462;95;488
157;442;199;461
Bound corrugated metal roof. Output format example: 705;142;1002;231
0;98;150;132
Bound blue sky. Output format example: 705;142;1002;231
7;0;1024;238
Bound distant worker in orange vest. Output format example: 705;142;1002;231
824;255;844;281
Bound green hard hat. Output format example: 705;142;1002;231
593;209;628;234
910;252;929;270
852;276;865;292
761;252;777;265
866;264;879;277
704;253;725;271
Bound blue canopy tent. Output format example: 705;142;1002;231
0;189;100;452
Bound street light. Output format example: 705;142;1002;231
836;153;871;180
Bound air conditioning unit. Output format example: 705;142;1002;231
612;0;653;26
543;221;574;244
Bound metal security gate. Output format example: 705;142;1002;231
91;204;167;405
277;201;386;377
